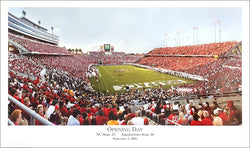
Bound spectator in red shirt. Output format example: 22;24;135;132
80;103;87;114
201;111;213;125
177;112;188;125
79;115;84;125
203;102;211;116
127;108;136;119
191;113;202;125
227;100;234;108
216;108;228;125
95;110;107;125
104;104;113;119
35;104;48;125
90;105;97;114
86;109;94;119
59;101;69;117
144;118;149;125
227;105;242;125
168;110;179;125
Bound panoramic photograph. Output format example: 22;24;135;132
7;6;242;127
2;0;249;147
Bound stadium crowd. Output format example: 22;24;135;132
8;52;44;78
32;55;96;79
139;57;217;71
148;41;239;56
8;33;71;55
8;37;242;126
138;41;242;96
180;57;242;94
8;68;242;126
89;52;143;65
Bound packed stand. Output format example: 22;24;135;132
8;33;71;55
138;41;242;96
8;52;44;78
31;55;97;79
89;52;143;65
8;71;242;126
181;57;242;94
138;57;217;71
222;57;242;68
148;41;239;56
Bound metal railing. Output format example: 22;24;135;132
128;104;182;126
165;119;182;126
146;110;182;126
8;94;55;125
8;119;15;126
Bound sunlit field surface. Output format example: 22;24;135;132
89;65;195;94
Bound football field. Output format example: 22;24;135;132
89;65;195;94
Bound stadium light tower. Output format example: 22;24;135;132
192;27;195;45
176;31;178;47
179;30;181;46
51;27;54;35
214;20;217;43
177;30;180;47
22;10;26;17
220;30;222;43
218;19;221;42
196;26;199;45
198;35;200;45
164;33;167;47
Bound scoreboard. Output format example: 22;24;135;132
104;44;110;52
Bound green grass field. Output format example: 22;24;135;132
89;65;195;95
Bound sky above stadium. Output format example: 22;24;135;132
8;6;242;54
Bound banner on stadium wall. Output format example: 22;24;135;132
100;46;104;52
214;55;218;58
111;46;114;52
